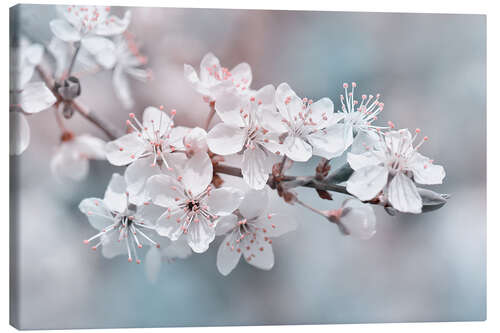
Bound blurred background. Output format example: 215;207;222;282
10;5;486;329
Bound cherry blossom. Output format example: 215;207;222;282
11;37;44;90
50;133;106;182
215;188;297;276
184;52;252;102
207;85;282;189
79;173;164;263
146;153;244;253
326;199;376;240
346;128;446;213
93;33;151;109
271;82;345;162
50;6;130;56
105;106;188;198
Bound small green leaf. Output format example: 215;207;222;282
325;163;354;184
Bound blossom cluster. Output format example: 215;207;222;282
10;5;447;281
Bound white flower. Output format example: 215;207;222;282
271;82;345;162
10;112;30;156
93;33;151;109
146;153;244;253
47;36;99;80
334;82;386;153
79;173;165;264
51;133;106;182
207;85;282;189
11;37;44;90
346;128;446;214
50;6;130;55
215;189;297;276
327;199;376;240
184;52;252;102
105;106;187;198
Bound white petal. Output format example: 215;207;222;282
254;84;275;106
215;214;238;236
241;146;275;190
217;232;242;276
409;152;446;185
162;239;192;259
156;208;184;240
347;152;381;171
124;158;160;197
214;90;246;127
103;173;128;214
112;65;133;109
105;133;147;166
181;152;213;196
94;10;131;36
339;199;376;240
145;247;162;283
81;36;115;55
259;108;288;134
74;135;106;159
385;129;413;155
187;221;216;253
49;19;81;42
199;52;221;84
146;174;182;208
350;130;381;154
19;82;57;114
78;198;114;230
283;135;312;162
95;46;117;69
346;165;388;201
142;106;172;138
231;62;252;88
183;127;208;154
24;43;44;65
10;112;30;155
308;124;348;159
256;213;297;237
309;97;339;128
387;172;422;214
207;123;246;155
206;187;244;216
136;204;165;226
239;189;268;220
275;82;301;120
242;234;274;270
101;233;127;259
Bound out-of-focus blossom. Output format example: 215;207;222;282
50;133;106;182
215;188;297;276
207;85;282;189
19;82;57;114
50;6;130;55
326;199;376;240
270;83;344;162
93;33;151;109
346;128;446;213
79;173;164;264
184;52;252;102
11;37;44;90
146;153;244;253
145;237;192;283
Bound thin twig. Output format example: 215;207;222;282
67;42;81;78
204;101;216;130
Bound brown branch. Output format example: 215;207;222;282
35;64;121;140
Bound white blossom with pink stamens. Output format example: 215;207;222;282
146;153;244;253
50;6;131;56
270;82;345;161
184;52;252;102
215;188;297;276
346;128;446;213
207;85;283;189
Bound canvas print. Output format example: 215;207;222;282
9;4;486;330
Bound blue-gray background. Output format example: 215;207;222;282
10;5;486;329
